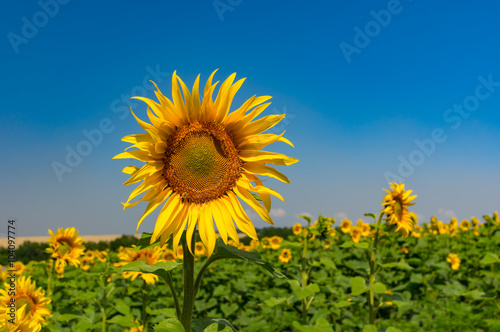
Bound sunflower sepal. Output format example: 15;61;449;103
133;232;161;251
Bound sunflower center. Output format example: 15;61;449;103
163;121;242;204
394;199;403;220
17;296;35;316
57;241;72;256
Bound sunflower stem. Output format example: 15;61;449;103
181;233;196;332
301;225;309;322
141;281;149;331
368;212;384;325
47;259;54;298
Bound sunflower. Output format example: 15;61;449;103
47;227;85;268
161;248;177;262
269;236;283;250
114;70;297;256
401;246;409;254
357;219;371;237
292;223;303;235
249;239;260;250
381;183;417;237
279;249;292;263
0;276;51;331
350;226;361;243
194;242;207;257
340;219;352;233
446;253;461;270
117;246;162;285
459;219;470;231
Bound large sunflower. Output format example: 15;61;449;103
47;227;85;268
0;276;51;331
114;70;297;256
381;183;417;237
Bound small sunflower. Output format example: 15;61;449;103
117;246;162;284
47;227;85;268
194;242;207;257
447;253;461;270
279;249;292;263
114;70;297;257
269;236;283;250
350;226;361;243
357;219;371;237
0;276;51;331
459;219;470;231
292;223;302;235
381;183;417;237
401;246;409;254
340;219;352;233
249;239;260;250
161;248;177;262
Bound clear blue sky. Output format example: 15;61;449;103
1;0;499;237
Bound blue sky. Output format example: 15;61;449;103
1;0;499;237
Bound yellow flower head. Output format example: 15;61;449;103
47;227;85;268
446;253;461;270
269;236;283;250
249;239;260;250
401;246;409;254
117;246;162;284
292;223;303;235
449;217;458;229
0;276;51;331
357;219;371;237
350;226;361;243
459;219;470;231
176;246;184;259
194;242;208;257
340;219;352;233
381;183;417;237
329;227;336;238
493;211;499;225
437;221;448;235
161;248;176;262
411;231;422;238
279;249;292;263
114;70;297;257
471;217;479;226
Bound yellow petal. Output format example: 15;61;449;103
242;162;290;183
198;203;216;256
235;114;285;140
240;150;299;166
224;192;259;239
233;185;274;225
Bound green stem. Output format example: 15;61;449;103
368;212;384;325
102;277;108;332
47;259;54;297
181;234;196;332
141;281;149;331
165;271;182;320
301;228;309;322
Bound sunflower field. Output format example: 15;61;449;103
2;210;500;332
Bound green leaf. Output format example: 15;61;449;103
481;252;500;265
56;314;84;322
334;300;352;308
114;299;130;316
134;232;160;251
192;318;237;332
350;277;369;296
364;213;377;221
354;242;369;249
292;318;333;332
263;297;288;307
373;282;387;294
319;256;336;270
220;303;239;317
380;261;413;270
298;215;312;224
386;327;402;332
289;280;320;300
155;318;185;332
362;325;377;332
211;239;286;278
340;241;354;248
279;240;302;249
107;315;137;327
103;261;181;284
250;192;262;201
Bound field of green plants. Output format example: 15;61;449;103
3;212;500;332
